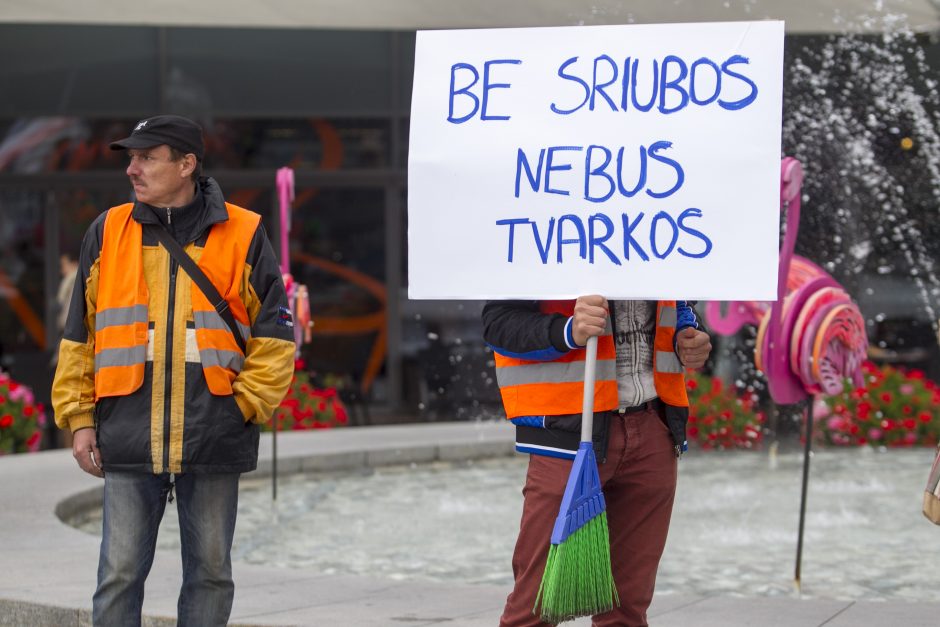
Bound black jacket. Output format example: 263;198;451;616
483;300;698;460
52;178;296;474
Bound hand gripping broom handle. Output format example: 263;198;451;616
581;335;599;443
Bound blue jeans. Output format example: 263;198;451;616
93;471;240;627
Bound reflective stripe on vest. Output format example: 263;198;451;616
193;310;251;343
496;358;617;387
191;203;260;395
95;204;149;399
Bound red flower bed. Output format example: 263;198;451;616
686;361;940;450
686;372;765;450
816;361;940;447
0;372;45;454
265;361;350;432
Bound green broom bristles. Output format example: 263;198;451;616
534;511;619;624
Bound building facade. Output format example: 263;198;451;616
2;19;940;435
0;24;500;424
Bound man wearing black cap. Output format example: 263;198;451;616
52;115;296;625
112;115;207;209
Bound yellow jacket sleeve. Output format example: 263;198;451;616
232;226;297;424
52;338;97;432
233;336;296;424
51;235;101;433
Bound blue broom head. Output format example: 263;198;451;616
550;441;606;545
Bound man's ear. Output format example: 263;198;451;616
179;153;197;179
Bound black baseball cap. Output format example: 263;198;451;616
110;115;205;161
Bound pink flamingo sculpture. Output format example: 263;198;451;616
276;167;313;353
705;157;868;589
271;167;313;500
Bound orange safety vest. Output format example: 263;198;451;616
493;300;689;419
95;202;260;399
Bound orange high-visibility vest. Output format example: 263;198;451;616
95;204;149;398
191;204;259;395
95;202;259;399
493;300;688;419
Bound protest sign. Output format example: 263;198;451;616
408;21;784;300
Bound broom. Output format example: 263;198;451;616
534;335;619;624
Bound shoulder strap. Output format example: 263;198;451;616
146;222;248;355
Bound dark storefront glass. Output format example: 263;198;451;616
0;187;122;347
164;29;395;115
0;118;391;174
397;33;416;111
0;22;487;426
0;26;159;117
0;117;407;417
206;118;392;170
288;187;386;397
0;187;128;400
0;190;46;354
0;118;127;174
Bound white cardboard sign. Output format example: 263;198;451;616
408;21;784;300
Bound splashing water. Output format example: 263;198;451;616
783;7;940;331
713;4;940;419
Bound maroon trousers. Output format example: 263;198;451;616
499;408;678;627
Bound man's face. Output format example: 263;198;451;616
125;145;192;207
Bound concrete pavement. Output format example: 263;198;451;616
1;421;939;626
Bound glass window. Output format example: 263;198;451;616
398;118;410;169
0;25;158;116
165;28;395;115
0;190;46;354
205;118;391;170
0;117;391;173
285;187;387;398
398;31;416;112
0;118;131;173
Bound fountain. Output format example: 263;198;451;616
64;447;940;601
53;1;940;613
